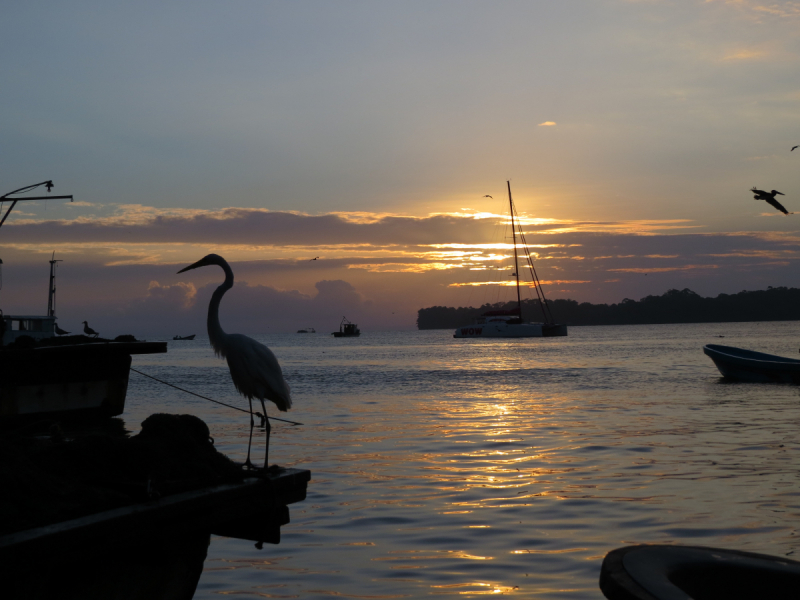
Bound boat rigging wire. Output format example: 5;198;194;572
129;367;303;426
509;202;555;323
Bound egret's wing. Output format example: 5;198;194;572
226;334;292;410
765;196;789;214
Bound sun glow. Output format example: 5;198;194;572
449;280;591;287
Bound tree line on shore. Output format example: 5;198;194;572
417;287;800;329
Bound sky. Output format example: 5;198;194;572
1;0;799;336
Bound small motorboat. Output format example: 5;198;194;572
703;344;800;383
296;328;315;334
601;544;800;600
173;334;196;341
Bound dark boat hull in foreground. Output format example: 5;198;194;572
601;544;800;600
703;343;800;383
0;341;167;420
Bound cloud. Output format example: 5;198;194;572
0;206;704;254
4;204;800;333
449;279;591;287
538;121;557;127
104;278;377;336
607;264;719;273
722;49;767;61
751;3;800;18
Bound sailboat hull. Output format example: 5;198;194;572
454;322;538;338
542;324;568;337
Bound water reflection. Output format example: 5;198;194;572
122;324;800;598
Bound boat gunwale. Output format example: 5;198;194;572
703;344;800;367
0;341;167;356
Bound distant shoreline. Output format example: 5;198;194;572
417;287;800;330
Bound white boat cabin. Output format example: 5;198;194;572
2;314;56;346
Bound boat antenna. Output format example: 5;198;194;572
0;180;73;231
507;181;523;321
0;181;73;310
47;251;62;317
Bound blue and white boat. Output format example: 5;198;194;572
703;344;800;383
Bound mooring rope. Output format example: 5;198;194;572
129;367;303;426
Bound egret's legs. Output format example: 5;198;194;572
244;397;256;469
259;398;271;469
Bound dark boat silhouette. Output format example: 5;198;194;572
332;317;360;337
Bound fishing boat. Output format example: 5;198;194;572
703;344;800;383
332;317;360;337
296;327;315;334
173;334;196;340
0;181;167;421
454;182;568;339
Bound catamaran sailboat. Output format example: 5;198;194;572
453;182;568;339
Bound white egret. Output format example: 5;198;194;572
177;254;292;469
82;321;99;337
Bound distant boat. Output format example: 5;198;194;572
332;317;360;337
703;344;800;383
454;182;567;339
297;327;316;334
173;334;196;340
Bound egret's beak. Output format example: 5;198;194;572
777;191;785;196
177;258;207;274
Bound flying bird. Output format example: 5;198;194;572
792;146;798;151
483;195;493;198
309;257;319;261
178;254;292;469
54;324;70;336
82;321;99;337
751;187;790;214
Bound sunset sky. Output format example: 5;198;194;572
2;1;799;335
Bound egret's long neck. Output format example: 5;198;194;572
208;261;234;357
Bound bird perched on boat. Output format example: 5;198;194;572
54;324;70;336
82;321;99;337
177;254;292;470
751;187;790;214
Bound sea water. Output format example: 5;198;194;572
125;322;800;599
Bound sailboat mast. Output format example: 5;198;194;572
507;181;522;320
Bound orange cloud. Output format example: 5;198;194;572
608;265;719;273
449;279;590;287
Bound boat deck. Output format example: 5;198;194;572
0;467;311;559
